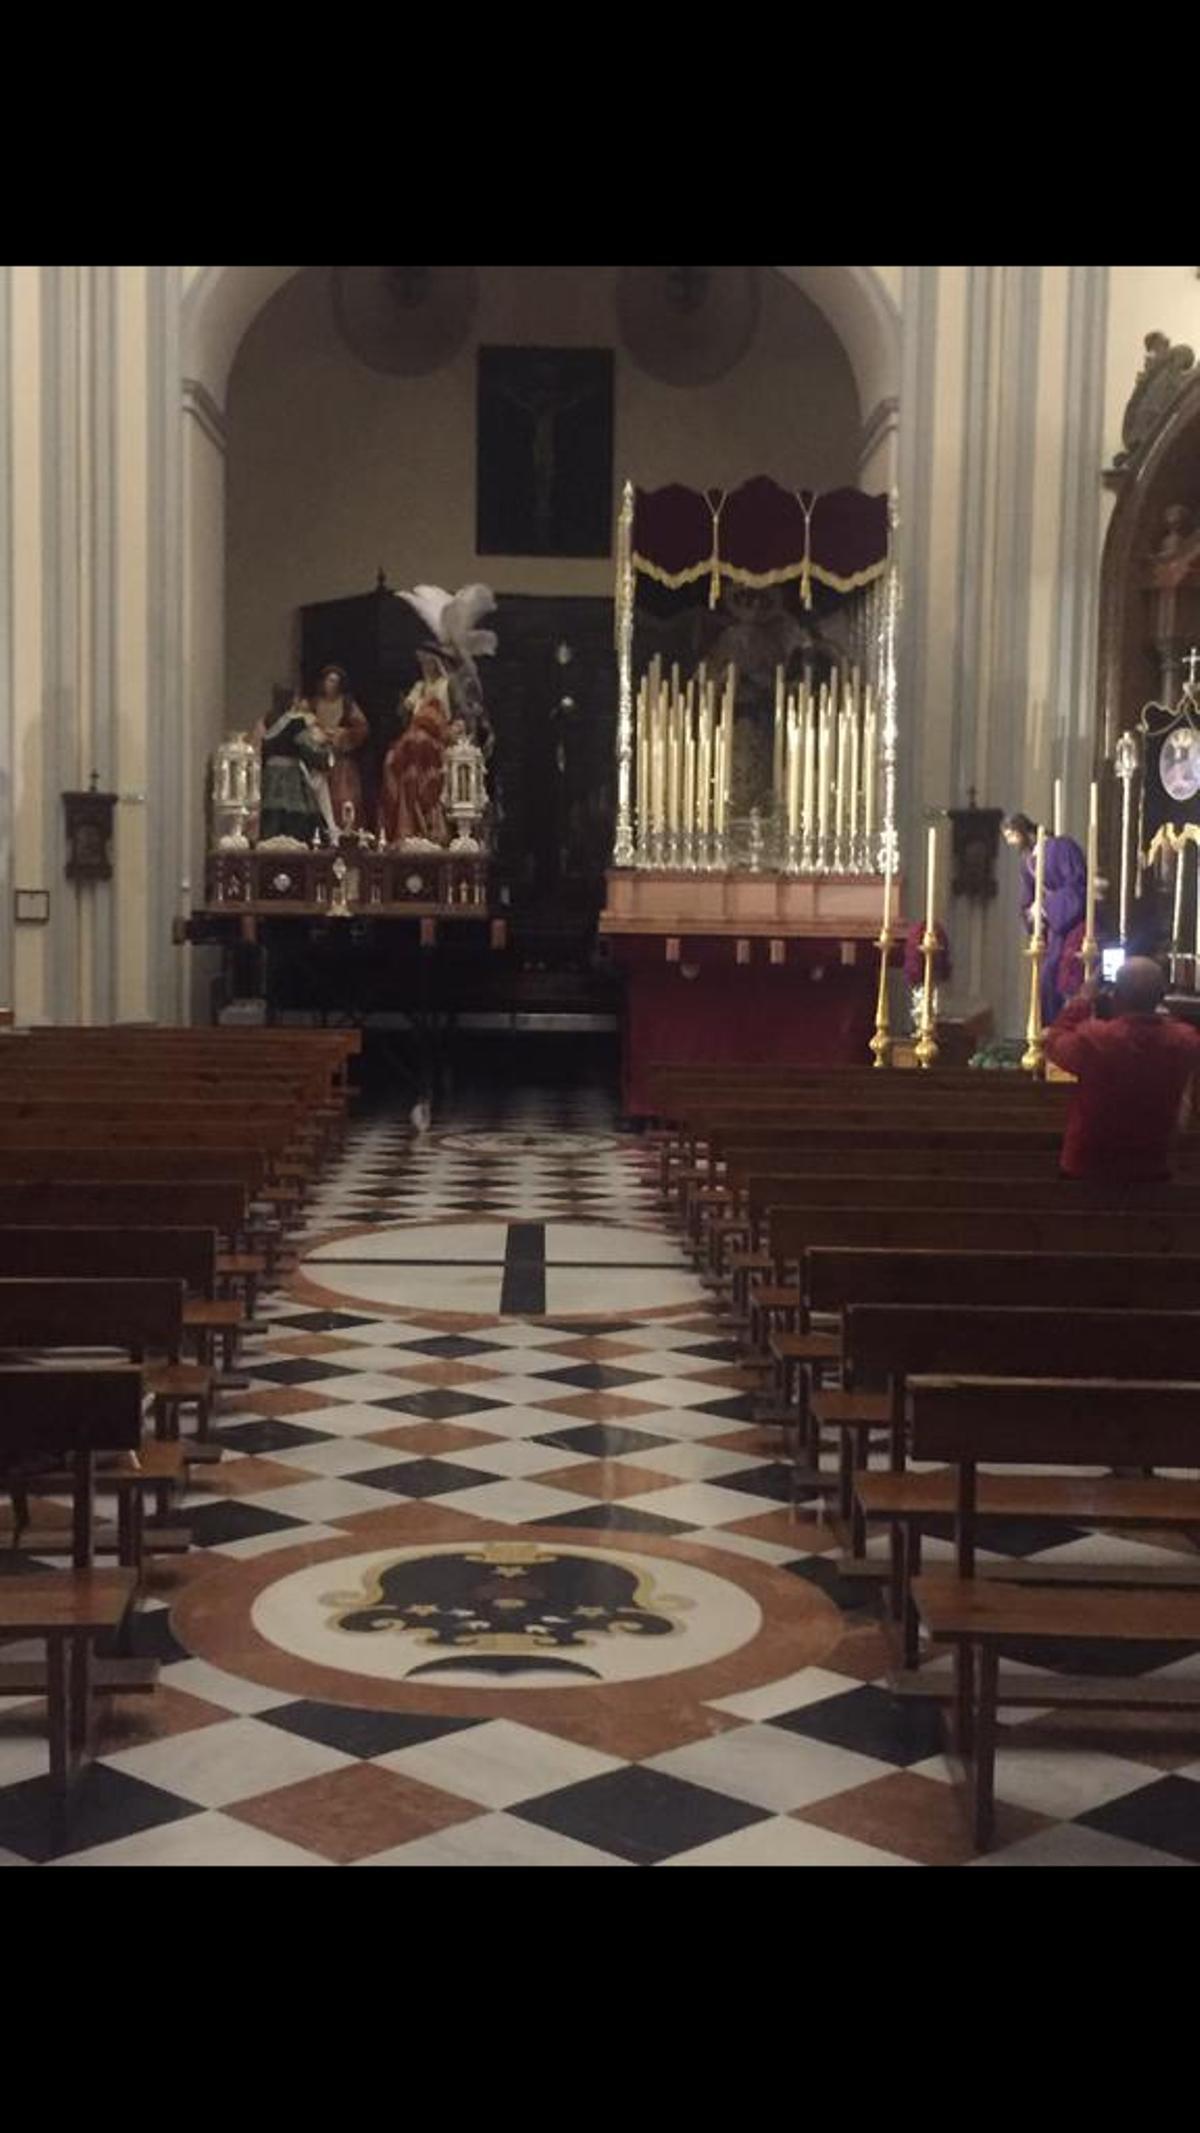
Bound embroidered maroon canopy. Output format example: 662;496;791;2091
631;476;889;607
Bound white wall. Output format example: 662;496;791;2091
223;265;862;717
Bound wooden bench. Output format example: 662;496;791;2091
0;1366;148;1836
907;1375;1200;1849
0;1228;232;1405
839;1303;1200;1662
0;1277;199;1567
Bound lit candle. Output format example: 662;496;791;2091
787;700;800;839
881;841;894;934
1032;825;1047;946
1172;835;1187;955
925;821;938;933
1053;778;1063;839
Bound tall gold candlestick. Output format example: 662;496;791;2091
869;854;896;1068
1022;825;1048;1075
913;822;941;1070
1080;779;1100;986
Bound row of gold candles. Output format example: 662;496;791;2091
776;668;876;868
634;659;735;857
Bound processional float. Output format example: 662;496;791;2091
602;474;916;1081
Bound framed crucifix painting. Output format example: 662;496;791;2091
476;346;614;559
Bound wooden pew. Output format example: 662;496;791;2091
908;1375;1200;1849
839;1302;1200;1658
0;1227;233;1398
0;1179;266;1316
0;1366;147;1834
756;1204;1200;1458
0;1278;194;1567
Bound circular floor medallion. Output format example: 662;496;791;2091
297;1218;703;1319
435;1130;620;1157
252;1539;761;1689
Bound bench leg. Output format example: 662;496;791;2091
849;1430;870;1556
903;1525;923;1671
972;1645;999;1853
69;1634;93;1760
46;1634;69;1802
953;1642;975;1758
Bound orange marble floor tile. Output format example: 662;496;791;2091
530;1391;666;1422
220;1388;340;1419
533;1460;682;1500
263;1334;356;1359
362;1421;504;1456
229;1763;479;1863
385;1360;501;1387
538;1338;648;1362
821;1622;899;1682
794;1769;1050;1868
191;1455;318;1498
723;1508;840;1554
541;1696;742;1760
92;1684;232;1754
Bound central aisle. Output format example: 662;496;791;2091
3;1089;1197;1867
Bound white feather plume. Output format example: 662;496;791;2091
395;582;498;667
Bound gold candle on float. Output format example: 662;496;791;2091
697;681;713;837
654;683;668;834
683;684;697;837
801;690;816;848
862;687;877;842
773;665;785;813
835;704;850;854
848;688;861;847
636;679;649;849
817;684;831;853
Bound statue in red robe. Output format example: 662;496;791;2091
381;655;453;848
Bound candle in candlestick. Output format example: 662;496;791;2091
1193;841;1200;966
683;690;696;837
773;666;785;815
697;683;713;837
1085;778;1098;946
924;821;938;933
1032;825;1047;946
1053;777;1063;839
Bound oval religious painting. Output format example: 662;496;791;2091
617;266;761;387
331;266;479;377
1159;728;1200;804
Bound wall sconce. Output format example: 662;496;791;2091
62;774;117;882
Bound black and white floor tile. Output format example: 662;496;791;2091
2;1086;1199;1866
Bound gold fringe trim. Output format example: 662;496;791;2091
631;553;886;597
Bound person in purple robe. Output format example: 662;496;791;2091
1002;811;1088;1021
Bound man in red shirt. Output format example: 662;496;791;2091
1044;958;1200;1180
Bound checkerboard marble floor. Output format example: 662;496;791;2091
3;1086;1199;1868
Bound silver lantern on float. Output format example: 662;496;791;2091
213;731;261;849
